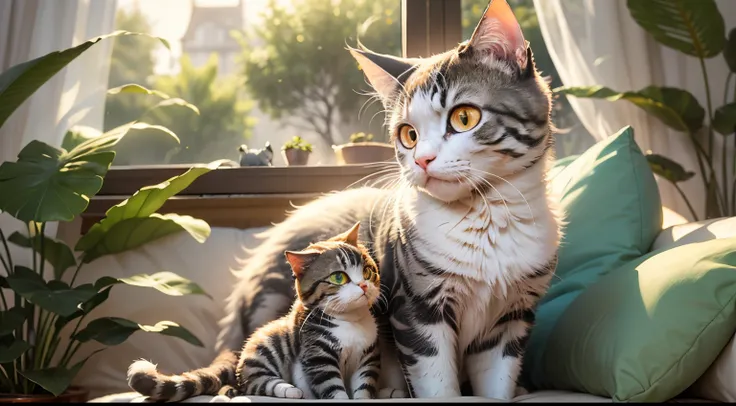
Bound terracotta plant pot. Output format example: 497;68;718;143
0;387;89;403
332;142;395;165
282;148;311;166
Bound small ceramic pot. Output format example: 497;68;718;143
332;142;395;165
282;148;311;166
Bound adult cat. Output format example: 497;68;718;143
216;0;562;399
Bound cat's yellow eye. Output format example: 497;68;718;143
328;271;349;285
449;106;481;132
363;266;372;280
398;124;418;149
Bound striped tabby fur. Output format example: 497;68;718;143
128;223;383;400
214;0;563;400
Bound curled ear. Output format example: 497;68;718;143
284;249;321;279
348;46;419;102
461;0;528;71
330;222;361;247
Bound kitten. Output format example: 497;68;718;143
238;142;274;166
127;222;383;401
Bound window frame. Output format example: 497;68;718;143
94;0;463;233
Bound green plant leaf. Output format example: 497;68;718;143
626;0;725;58
645;153;696;183
8;232;76;280
0;141;115;223
555;85;705;133
713;102;736;135
0;121;180;223
107;84;171;99
73;317;203;347
0;30;169;130
6;266;97;317
94;272;210;298
54;287;112;332
148;98;200;115
725;28;736;73
77;214;210;264
20;350;101;396
0;339;30;363
0;307;27;336
67;121;180;160
60;125;102;152
75;161;225;263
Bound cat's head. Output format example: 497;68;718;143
349;0;552;203
284;222;380;313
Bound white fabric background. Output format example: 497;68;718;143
533;0;736;222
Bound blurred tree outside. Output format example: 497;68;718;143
111;55;255;165
239;0;401;147
462;0;594;158
104;8;254;165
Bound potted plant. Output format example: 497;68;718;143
0;31;214;402
281;136;313;166
332;132;395;165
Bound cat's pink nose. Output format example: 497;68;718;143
359;282;368;293
415;155;436;171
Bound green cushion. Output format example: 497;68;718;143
522;126;663;388
541;237;736;402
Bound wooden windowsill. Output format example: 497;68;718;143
81;164;389;233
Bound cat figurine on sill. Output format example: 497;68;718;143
238;142;273;167
127;222;391;401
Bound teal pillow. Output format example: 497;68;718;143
522;126;663;388
542;237;736;401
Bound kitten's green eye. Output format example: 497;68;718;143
328;271;349;285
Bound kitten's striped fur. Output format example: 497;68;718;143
128;223;384;400
210;0;563;400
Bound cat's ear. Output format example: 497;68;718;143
461;0;528;71
348;47;417;102
264;141;272;152
331;222;361;247
238;144;247;153
285;249;321;279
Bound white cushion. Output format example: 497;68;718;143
69;226;268;400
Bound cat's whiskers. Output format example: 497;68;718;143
466;167;536;227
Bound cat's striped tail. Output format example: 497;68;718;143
127;350;239;401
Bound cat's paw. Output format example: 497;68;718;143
378;388;408;399
331;391;350;400
273;383;303;399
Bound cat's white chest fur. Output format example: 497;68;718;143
333;314;377;371
404;171;561;290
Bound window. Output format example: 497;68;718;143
106;0;402;167
106;0;592;170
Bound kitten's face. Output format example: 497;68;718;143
292;243;380;313
285;222;380;314
351;0;552;203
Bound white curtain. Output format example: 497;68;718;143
0;0;117;262
533;0;736;222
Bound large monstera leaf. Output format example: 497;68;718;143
75;161;227;263
555;85;705;133
0;122;179;223
626;0;725;59
0;31;169;129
